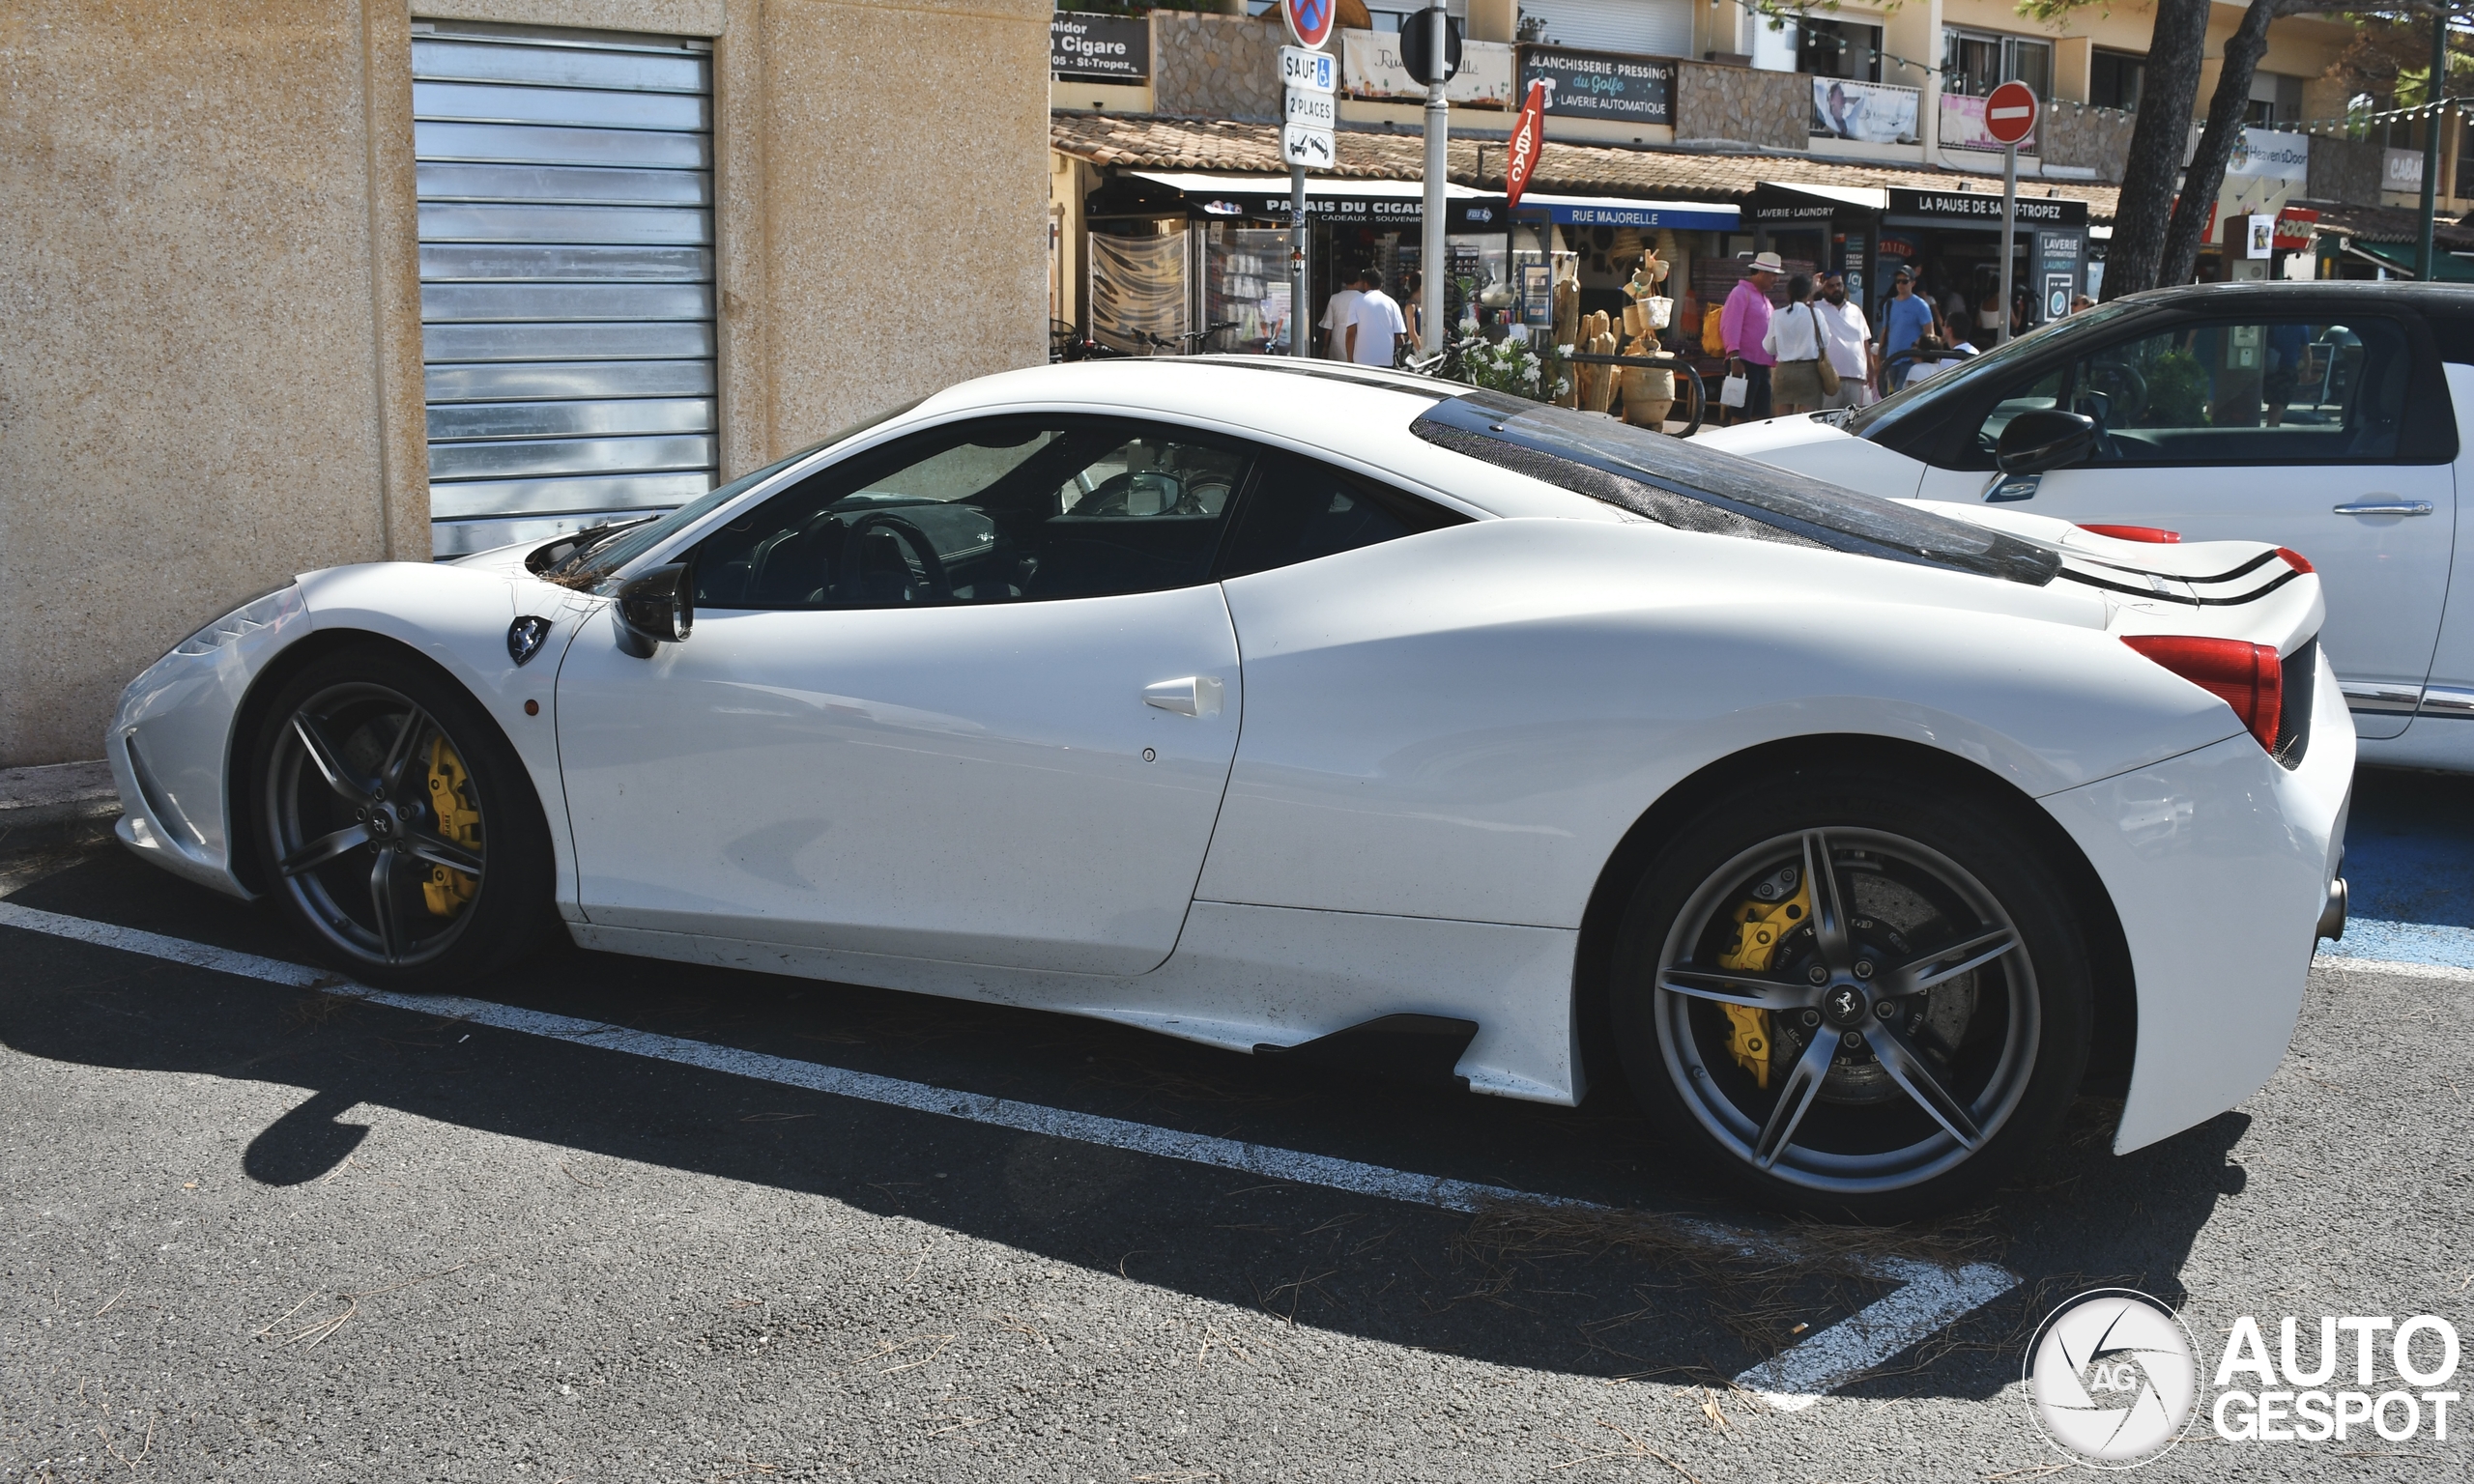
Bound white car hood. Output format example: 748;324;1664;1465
1693;414;1927;499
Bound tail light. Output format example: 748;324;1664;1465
2277;547;2314;574
2122;636;2284;751
2081;524;2181;544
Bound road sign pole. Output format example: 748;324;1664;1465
1999;142;2017;346
1290;165;1309;357
1421;0;1448;364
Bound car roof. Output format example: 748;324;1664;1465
2110;280;2474;311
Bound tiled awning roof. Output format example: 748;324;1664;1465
1051;111;2122;221
2299;200;2474;250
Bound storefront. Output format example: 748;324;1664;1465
1744;181;2088;338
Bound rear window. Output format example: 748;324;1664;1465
1413;392;2062;586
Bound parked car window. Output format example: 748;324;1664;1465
1215;451;1470;579
692;417;1251;609
1967;317;2411;468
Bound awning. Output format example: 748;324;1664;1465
1751;181;1889;222
2344;240;2474;280
1517;193;1738;230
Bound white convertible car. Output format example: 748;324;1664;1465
109;358;2349;1216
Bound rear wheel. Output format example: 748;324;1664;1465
1612;769;2090;1220
251;647;550;986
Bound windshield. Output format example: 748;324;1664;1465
1416;391;2060;585
1842;300;2136;441
539;397;927;585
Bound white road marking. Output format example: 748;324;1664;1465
2313;952;2474;984
0;899;2016;1401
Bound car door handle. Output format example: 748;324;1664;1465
2333;499;2434;516
1142;676;1224;717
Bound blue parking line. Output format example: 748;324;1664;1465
2320;766;2474;973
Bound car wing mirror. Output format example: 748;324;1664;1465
1996;409;2099;475
614;562;694;658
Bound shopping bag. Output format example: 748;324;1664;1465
1720;373;1748;409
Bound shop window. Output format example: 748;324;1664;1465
692;417;1252;610
1964;319;2411;468
2090;49;2143;113
1798;18;1882;83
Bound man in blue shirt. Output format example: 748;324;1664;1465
1877;268;1935;394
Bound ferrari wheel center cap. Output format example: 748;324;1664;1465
367;808;398;840
1823;984;1868;1028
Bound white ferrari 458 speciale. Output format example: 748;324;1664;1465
108;358;2351;1215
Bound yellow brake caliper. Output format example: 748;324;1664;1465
1714;872;1813;1090
420;734;481;918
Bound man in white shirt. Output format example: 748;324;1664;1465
1811;271;1874;408
1345;269;1409;367
1318;273;1366;360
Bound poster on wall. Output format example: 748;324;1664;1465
2226;128;2309;182
1050;13;1149;83
1517;44;1674;124
1811;78;1917;145
1088;230;1187;355
1939;93;2036;153
1342;30;1514;105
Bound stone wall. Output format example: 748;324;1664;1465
2308;133;2382;206
1676;61;1806;152
1153;12;1284;124
2040;100;2135;184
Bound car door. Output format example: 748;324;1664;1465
554;414;1251;977
1915;308;2458;738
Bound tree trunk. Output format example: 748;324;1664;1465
2102;0;2212;300
2159;0;2281;285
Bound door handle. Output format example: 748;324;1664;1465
2333;499;2434;516
1142;676;1224;717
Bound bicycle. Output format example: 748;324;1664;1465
1135;322;1241;357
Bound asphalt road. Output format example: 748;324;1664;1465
2;767;2470;1483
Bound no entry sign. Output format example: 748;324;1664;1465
1283;0;1334;50
1984;80;2037;147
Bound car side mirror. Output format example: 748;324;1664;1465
613;562;693;658
1996;409;2098;475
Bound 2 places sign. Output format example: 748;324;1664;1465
1280;43;1336;168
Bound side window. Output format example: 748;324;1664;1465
1216;451;1470;579
2053;318;2407;467
692;418;1252;609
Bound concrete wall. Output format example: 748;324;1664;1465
1676;60;1806;152
2309;133;2383;208
0;0;1049;768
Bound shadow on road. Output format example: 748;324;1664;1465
1;839;2246;1402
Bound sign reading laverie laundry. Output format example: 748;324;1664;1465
1050;13;1148;83
1517;43;1673;124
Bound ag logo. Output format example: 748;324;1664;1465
2024;1289;2199;1469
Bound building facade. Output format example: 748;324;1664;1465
2;0;1051;768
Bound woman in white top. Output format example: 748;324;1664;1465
1761;273;1826;414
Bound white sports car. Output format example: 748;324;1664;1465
109;358;2350;1216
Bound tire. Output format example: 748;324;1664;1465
247;644;552;988
1611;767;2090;1222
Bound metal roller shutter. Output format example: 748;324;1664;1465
412;21;717;558
1520;0;1693;61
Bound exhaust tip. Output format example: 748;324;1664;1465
2317;877;2347;942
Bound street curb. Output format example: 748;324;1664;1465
0;759;121;831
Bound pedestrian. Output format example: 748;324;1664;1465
1811;271;1874;409
1345;268;1409;367
1763;273;1826;415
1401;269;1424;353
1720;251;1783;422
2069;293;2095;314
1877;268;1934;393
1319;270;1366;361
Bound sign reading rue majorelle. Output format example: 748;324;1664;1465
1281;44;1337;169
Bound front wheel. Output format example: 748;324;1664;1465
1612;770;2090;1221
251;647;551;987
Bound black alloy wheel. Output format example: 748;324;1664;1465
254;647;550;986
1613;768;2091;1220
